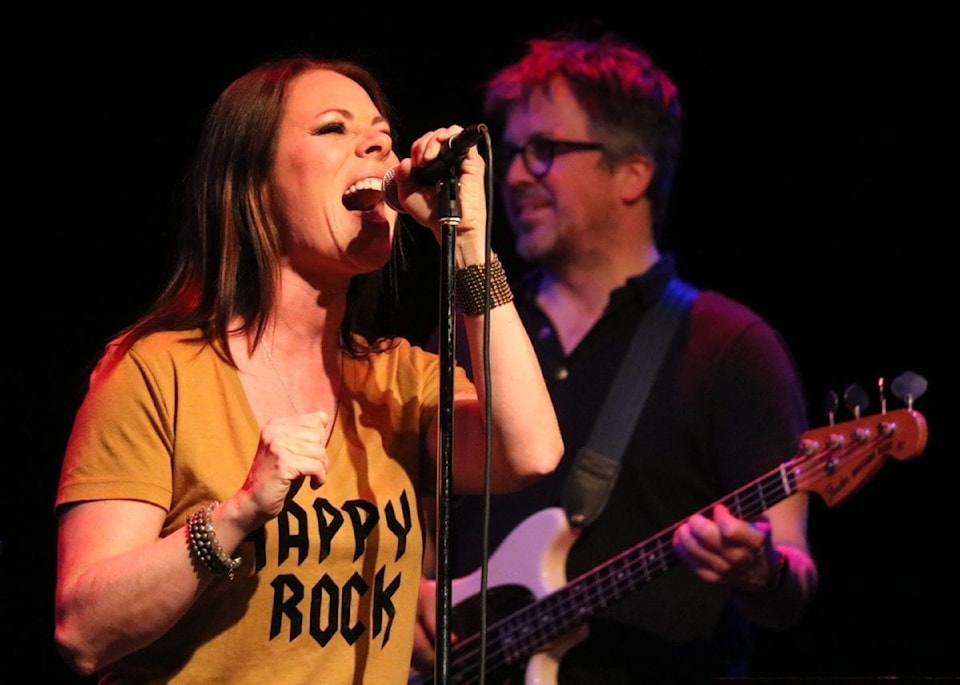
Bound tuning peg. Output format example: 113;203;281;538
843;383;870;419
891;371;928;409
823;390;839;425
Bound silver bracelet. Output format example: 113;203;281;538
186;502;242;581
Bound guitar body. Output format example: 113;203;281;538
445;508;585;684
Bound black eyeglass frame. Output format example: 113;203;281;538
494;137;606;179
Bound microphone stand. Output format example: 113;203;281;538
434;165;461;685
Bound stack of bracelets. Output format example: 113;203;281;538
186;502;242;581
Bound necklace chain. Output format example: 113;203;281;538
263;344;302;414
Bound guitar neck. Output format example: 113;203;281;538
483;466;795;662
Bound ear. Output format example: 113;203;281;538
617;154;655;205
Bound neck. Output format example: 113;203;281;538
544;244;660;310
270;268;348;354
536;243;660;355
255;317;343;422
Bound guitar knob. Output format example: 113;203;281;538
843;383;870;419
823;390;839;425
891;371;928;409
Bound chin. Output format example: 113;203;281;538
354;238;394;271
515;234;550;263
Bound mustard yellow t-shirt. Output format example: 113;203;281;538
57;329;473;684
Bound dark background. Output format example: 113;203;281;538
4;3;957;681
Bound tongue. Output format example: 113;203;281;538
343;188;383;212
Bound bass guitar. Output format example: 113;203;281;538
412;407;928;685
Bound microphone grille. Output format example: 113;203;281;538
382;166;406;213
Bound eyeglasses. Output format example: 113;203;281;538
494;137;606;179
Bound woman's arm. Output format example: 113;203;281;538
400;126;563;494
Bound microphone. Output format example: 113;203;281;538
382;124;485;212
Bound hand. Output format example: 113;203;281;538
392;125;487;240
411;576;437;675
234;410;331;527
673;503;781;593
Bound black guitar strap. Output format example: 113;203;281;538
562;277;699;528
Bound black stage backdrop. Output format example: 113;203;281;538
4;3;957;681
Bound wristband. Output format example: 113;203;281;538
454;253;514;316
737;549;788;596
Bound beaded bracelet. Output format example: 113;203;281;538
186;502;242;581
454;253;514;316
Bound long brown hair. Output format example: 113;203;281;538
116;56;405;362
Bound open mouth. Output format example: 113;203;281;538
343;177;384;212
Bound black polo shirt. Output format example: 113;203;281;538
445;254;808;681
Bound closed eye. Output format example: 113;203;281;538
313;121;346;135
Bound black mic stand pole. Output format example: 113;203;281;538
434;165;461;685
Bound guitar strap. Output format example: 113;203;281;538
562;276;699;528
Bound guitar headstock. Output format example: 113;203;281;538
792;407;928;507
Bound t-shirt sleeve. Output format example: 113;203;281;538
710;317;809;491
55;343;175;513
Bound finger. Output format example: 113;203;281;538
713;505;762;546
306;458;328;489
686;512;723;552
416;126;464;166
411;130;443;166
261;428;328;489
674;525;725;582
676;522;720;565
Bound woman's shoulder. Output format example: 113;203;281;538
344;335;449;394
101;328;219;373
80;329;219;401
124;328;209;355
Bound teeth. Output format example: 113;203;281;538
343;177;384;211
344;177;384;196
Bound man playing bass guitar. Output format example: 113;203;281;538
412;28;819;684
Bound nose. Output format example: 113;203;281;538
499;149;532;187
359;128;394;161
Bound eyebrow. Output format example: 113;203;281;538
315;108;389;128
